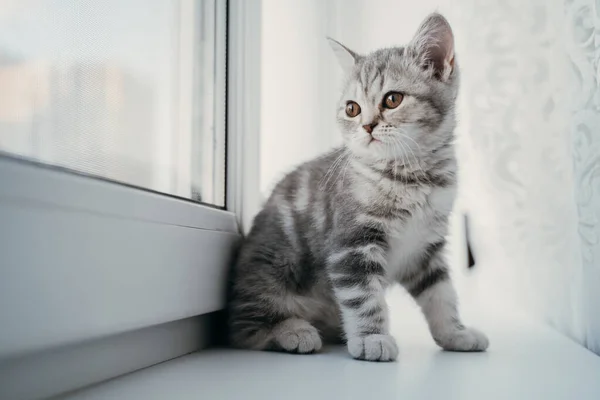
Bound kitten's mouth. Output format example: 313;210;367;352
368;137;380;144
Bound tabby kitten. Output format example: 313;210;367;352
228;13;489;361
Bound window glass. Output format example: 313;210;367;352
0;0;225;205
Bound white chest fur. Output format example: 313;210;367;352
385;185;456;277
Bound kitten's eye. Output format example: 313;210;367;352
345;101;361;118
383;92;403;109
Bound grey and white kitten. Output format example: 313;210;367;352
228;13;489;362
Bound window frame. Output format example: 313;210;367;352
226;0;262;233
0;1;262;397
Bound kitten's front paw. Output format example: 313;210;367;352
435;327;489;352
347;334;398;362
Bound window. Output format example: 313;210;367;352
0;1;245;397
0;0;226;206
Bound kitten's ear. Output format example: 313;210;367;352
327;37;359;74
409;13;455;81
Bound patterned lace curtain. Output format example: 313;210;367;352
455;0;600;353
570;0;600;354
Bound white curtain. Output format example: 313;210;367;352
456;0;600;353
569;0;600;353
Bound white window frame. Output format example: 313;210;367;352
227;0;262;234
0;1;262;398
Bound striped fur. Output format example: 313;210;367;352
228;13;488;362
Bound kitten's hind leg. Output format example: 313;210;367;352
271;318;323;354
401;241;489;352
229;316;322;354
229;308;322;354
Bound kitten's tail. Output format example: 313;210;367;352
227;287;281;349
228;312;280;350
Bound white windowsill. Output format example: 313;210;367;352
0;155;239;360
64;304;600;399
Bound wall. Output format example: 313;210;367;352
260;0;339;196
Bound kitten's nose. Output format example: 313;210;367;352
363;122;378;134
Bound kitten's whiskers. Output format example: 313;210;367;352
394;129;432;185
319;149;350;190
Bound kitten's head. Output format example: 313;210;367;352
329;13;458;164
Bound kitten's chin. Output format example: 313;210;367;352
346;141;395;164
